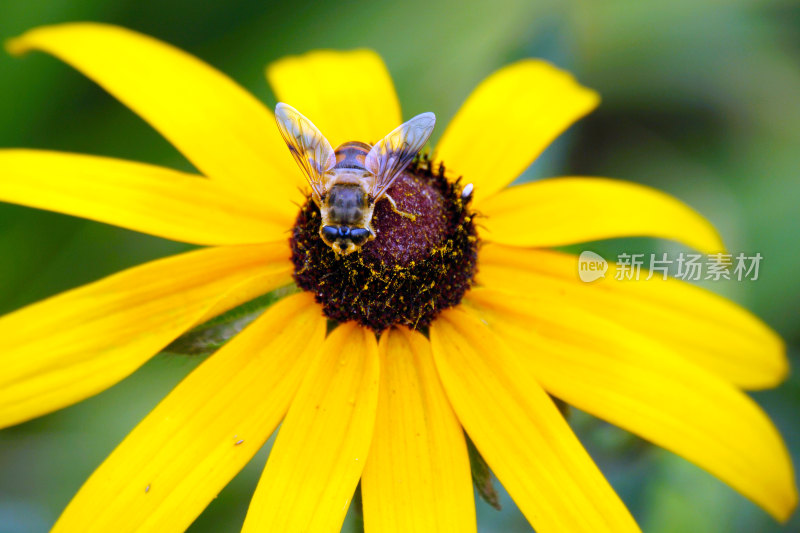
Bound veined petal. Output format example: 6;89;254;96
7;22;302;208
465;288;798;522
192;266;293;326
434;60;599;205
52;293;325;533
242;322;380;533
0;150;292;245
477;244;787;389
430;308;640;533
267;49;402;149
478;177;724;253
0;242;292;429
362;327;476;533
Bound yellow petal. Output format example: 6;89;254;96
0;242;292;429
0;150;293;245
430;308;640;533
362;327;476;533
242;322;380;532
7;22;302;207
465;288;798;522
267;49;402;149
52;293;325;533
478;244;787;389
192;268;293;326
434;60;599;205
478;177;724;253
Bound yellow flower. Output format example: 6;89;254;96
0;22;796;533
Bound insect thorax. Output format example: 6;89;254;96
324;182;370;226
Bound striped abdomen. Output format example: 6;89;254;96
333;141;371;171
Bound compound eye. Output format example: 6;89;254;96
349;228;372;245
338;226;351;237
321;225;339;243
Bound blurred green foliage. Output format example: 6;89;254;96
0;0;798;531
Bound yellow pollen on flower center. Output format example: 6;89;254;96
289;158;478;332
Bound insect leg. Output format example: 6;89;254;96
384;194;417;221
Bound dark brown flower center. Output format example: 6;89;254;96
290;157;478;332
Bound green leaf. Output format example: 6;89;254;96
466;433;501;511
553;395;571;419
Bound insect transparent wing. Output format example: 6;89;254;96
365;112;436;199
274;103;336;203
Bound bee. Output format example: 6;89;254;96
274;102;436;255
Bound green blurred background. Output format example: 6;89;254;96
0;0;798;531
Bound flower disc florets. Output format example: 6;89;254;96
290;157;478;332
